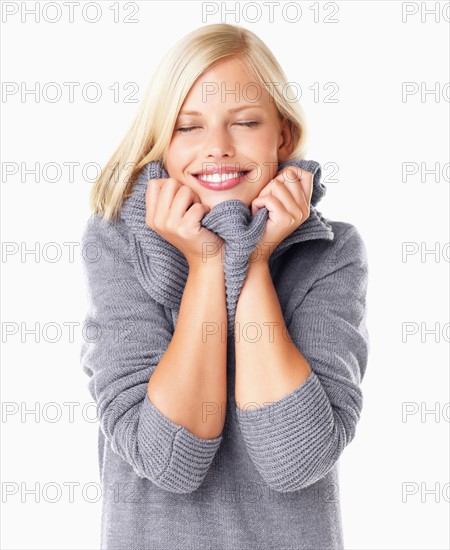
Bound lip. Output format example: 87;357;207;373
192;170;250;191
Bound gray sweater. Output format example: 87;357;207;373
80;158;369;550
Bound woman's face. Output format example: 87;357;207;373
164;57;293;210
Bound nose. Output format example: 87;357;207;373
202;125;235;159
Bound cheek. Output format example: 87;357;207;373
254;128;278;148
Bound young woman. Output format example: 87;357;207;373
81;23;369;550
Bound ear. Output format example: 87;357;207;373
277;117;295;164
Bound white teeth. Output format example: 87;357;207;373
197;171;245;183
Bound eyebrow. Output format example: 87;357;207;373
178;104;264;116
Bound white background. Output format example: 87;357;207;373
1;1;449;549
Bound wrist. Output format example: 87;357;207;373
188;254;224;274
247;256;270;275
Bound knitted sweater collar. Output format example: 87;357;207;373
120;158;334;337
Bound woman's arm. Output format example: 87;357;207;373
80;214;225;493
147;255;227;440
234;259;312;408
234;225;369;492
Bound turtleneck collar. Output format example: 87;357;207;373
120;158;334;337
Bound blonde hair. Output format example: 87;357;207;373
90;23;309;222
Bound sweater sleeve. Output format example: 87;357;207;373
235;225;369;492
80;213;223;494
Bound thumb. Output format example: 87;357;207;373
251;196;264;217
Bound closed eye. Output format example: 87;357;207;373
176;121;261;133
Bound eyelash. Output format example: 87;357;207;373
176;121;261;133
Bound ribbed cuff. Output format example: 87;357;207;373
138;393;223;493
235;371;335;492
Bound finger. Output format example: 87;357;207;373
299;170;313;203
270;175;305;221
156;178;182;223
275;169;304;208
278;166;313;205
170;185;205;223
250;181;272;212
146;179;163;228
252;193;297;227
275;168;312;220
252;193;270;216
182;201;211;229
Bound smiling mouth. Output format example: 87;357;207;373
191;170;251;191
193;170;250;183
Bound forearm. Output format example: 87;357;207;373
147;258;227;439
234;260;311;410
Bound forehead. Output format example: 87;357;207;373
180;57;273;112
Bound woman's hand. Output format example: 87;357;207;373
146;178;225;268
250;166;313;264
